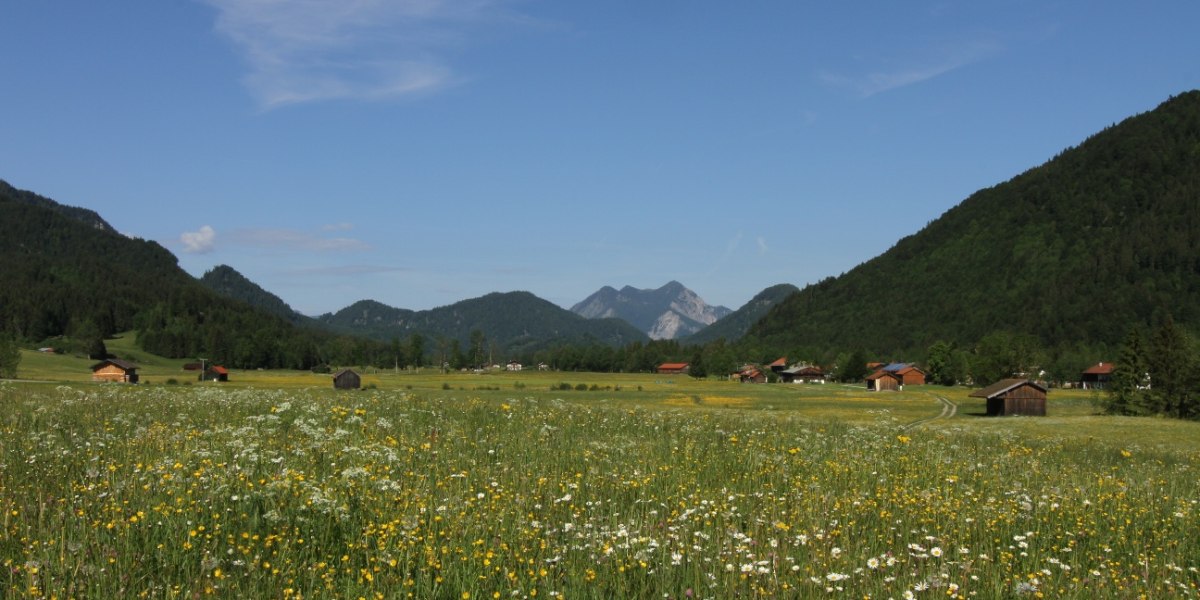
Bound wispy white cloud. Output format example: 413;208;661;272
821;39;1001;98
321;222;355;232
181;225;217;253
756;236;768;255
202;0;516;108
228;228;371;252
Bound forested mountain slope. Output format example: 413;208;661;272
319;292;649;354
683;283;799;344
199;265;310;325
0;181;386;368
748;91;1200;356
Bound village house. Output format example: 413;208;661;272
506;361;523;372
91;359;139;383
767;357;788;374
780;364;825;384
332;368;361;390
865;369;901;391
735;365;766;384
970;379;1047;416
880;362;928;386
1080;362;1114;389
657;362;689;375
201;366;229;382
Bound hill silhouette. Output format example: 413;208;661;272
747;91;1200;359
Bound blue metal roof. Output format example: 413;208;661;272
882;362;909;372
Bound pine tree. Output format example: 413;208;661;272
1146;316;1197;418
1106;329;1147;415
0;335;20;379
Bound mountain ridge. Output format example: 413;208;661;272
571;281;732;340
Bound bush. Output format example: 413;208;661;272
574;383;588;391
165;378;179;385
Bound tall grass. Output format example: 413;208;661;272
1;382;1197;598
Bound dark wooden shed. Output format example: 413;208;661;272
332;368;361;390
970;379;1047;416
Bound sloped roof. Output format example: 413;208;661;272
90;358;139;371
969;379;1046;399
209;366;229;375
333;368;359;378
782;365;823;376
1082;362;1114;375
865;369;900;381
658;362;689;370
767;357;788;368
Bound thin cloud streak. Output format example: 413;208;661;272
821;40;1001;98
202;0;506;108
227;228;371;252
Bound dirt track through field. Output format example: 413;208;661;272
900;394;957;431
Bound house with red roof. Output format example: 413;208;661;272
1080;362;1114;389
657;362;690;375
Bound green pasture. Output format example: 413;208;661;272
13;338;1200;454
2;380;1197;599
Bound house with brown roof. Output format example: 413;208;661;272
735;365;766;384
865;369;901;391
767;357;788;373
1080;362;1114;390
970;379;1047;416
780;365;825;384
91;359;139;383
657;362;690;375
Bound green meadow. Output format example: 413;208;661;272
3;347;1199;598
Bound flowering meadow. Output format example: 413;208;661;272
2;382;1198;599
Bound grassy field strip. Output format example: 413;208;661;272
900;394;958;432
2;381;1198;599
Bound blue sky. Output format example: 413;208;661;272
3;2;1198;315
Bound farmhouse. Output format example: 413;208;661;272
780;365;825;384
91;359;139;383
1081;362;1114;389
767;357;788;373
881;362;928;386
735;366;766;384
865;369;901;392
970;379;1047;416
332;368;361;390
657;362;689;375
506;361;523;372
201;366;229;382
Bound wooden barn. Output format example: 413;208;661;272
1080;362;1114;389
880;362;927;386
332;368;361;390
970;379;1047;416
767;357;788;374
657;362;690;375
91;359;140;383
735;366;766;384
865;369;901;391
780;365;825;384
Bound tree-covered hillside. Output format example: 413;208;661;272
0;181;390;369
748;91;1200;358
199;265;310;325
683;283;799;345
319;292;649;356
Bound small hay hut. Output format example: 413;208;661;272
970;379;1047;416
333;368;361;390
